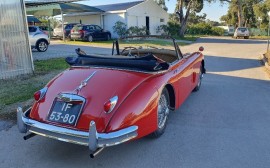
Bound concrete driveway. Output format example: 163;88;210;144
1;37;270;168
31;40;112;60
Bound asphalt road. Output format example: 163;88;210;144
1;37;270;168
32;41;112;60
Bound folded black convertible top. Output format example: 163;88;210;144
65;48;169;72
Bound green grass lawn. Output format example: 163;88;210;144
0;58;68;111
250;36;269;40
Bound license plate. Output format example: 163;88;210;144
48;100;83;125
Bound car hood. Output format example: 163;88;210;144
30;67;153;132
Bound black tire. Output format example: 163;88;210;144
36;40;48;52
193;65;203;92
88;35;93;42
151;88;170;138
244;36;249;39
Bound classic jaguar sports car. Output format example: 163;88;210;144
17;36;205;157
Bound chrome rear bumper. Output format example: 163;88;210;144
17;107;138;151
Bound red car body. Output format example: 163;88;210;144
17;36;205;157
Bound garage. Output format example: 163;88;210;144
65;0;170;38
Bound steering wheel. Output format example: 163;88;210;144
121;47;139;56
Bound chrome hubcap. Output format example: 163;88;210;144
39;42;47;51
158;94;169;129
89;36;93;42
197;68;203;87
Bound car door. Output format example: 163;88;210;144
94;25;105;39
88;25;98;39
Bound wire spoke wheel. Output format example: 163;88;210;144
193;65;203;92
158;94;169;129
151;89;169;138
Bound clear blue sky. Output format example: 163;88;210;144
78;0;229;22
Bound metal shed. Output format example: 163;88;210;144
0;0;81;79
0;0;33;79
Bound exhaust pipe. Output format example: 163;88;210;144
23;133;36;140
90;147;104;158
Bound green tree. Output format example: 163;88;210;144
253;0;270;29
217;0;263;27
176;0;205;37
154;0;168;11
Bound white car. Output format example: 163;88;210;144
28;26;50;52
233;27;250;39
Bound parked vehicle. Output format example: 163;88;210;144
17;36;205;157
28;26;50;52
70;24;111;42
39;26;53;37
218;25;234;36
233;27;250;39
53;23;78;39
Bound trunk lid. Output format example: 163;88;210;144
30;68;153;132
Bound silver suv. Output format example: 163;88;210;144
233;27;250;39
29;26;50;52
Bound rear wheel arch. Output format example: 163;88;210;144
164;84;175;111
202;59;206;73
36;38;48;46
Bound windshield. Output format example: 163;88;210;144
28;27;37;32
119;36;177;50
117;36;180;60
238;28;247;31
72;25;83;31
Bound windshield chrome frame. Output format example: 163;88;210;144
116;35;183;59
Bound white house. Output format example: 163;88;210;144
64;0;169;38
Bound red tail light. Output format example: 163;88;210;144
104;101;112;113
199;46;204;52
79;30;84;34
33;87;48;102
104;96;118;113
34;91;41;101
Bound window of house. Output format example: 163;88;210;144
160;18;165;23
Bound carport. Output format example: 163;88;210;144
25;2;104;40
0;0;86;79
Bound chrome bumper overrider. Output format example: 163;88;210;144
17;107;138;151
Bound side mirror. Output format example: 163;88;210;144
199;46;204;52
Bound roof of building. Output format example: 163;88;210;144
27;16;42;23
94;1;144;12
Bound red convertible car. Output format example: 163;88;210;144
17;36;205;157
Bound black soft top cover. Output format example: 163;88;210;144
65;48;169;72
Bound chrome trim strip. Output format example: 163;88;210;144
105;96;118;114
57;93;85;102
38;87;48;102
17;107;138;151
76;71;97;92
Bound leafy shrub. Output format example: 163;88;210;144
113;21;128;38
128;26;148;36
211;27;225;36
186;23;224;36
156;24;169;35
167;21;180;36
156;21;179;36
